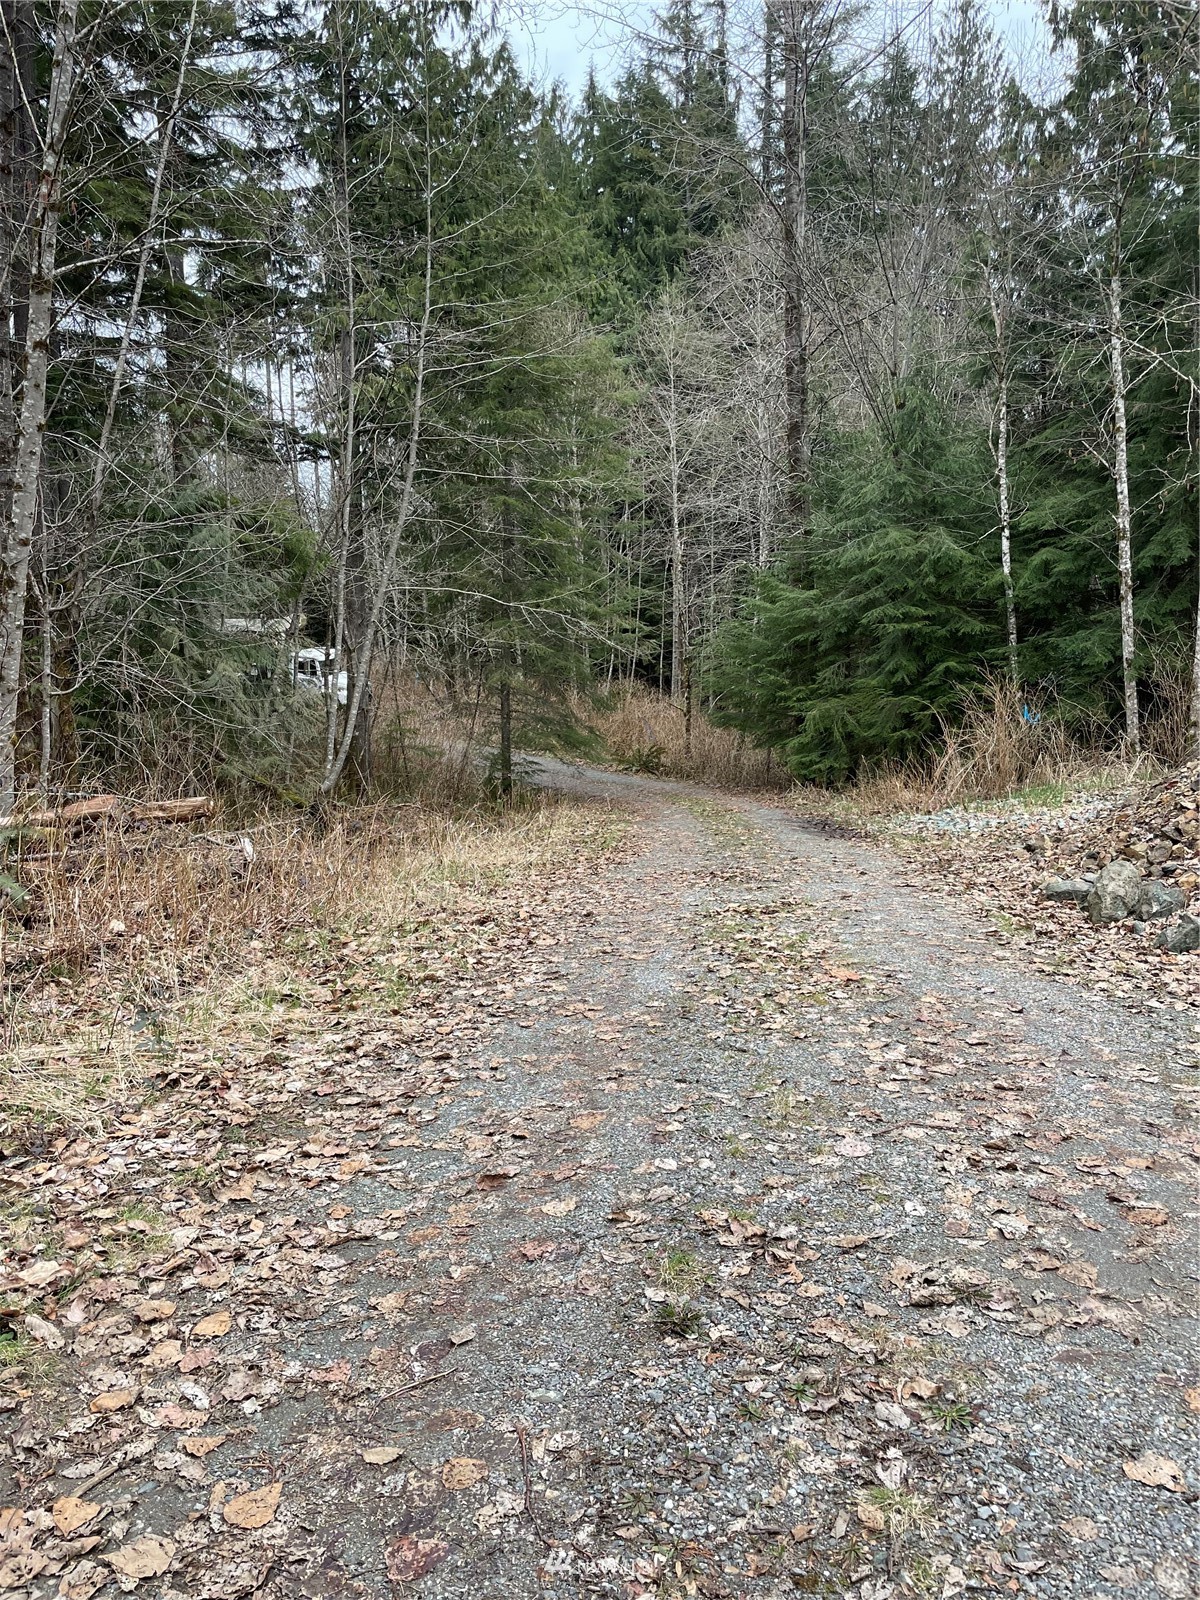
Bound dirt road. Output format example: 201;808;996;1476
4;769;1197;1600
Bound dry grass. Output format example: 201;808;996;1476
587;684;788;791
0;791;620;1134
371;675;495;804
842;678;1153;815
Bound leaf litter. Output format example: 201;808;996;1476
0;773;1195;1598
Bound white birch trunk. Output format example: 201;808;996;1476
996;373;1018;683
0;0;79;813
1109;270;1140;755
668;389;686;706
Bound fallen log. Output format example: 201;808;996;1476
1;795;214;830
130;797;215;824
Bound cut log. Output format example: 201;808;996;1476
0;795;213;829
130;798;215;824
3;795;121;829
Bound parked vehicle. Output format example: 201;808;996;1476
290;647;349;707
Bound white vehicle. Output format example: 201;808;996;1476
290;647;349;707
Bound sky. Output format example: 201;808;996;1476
499;0;1056;99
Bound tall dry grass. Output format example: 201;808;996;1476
587;684;789;791
848;677;1149;814
0;789;613;1132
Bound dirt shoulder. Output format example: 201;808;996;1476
797;774;1199;1019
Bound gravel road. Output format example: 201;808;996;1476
7;766;1197;1600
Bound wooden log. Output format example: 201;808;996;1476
3;795;121;829
0;794;213;829
130;797;215;824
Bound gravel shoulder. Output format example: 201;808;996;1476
2;766;1196;1600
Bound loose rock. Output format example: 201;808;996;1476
1155;913;1200;954
1133;880;1185;922
1086;859;1143;925
1041;877;1092;905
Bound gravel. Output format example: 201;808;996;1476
12;763;1196;1600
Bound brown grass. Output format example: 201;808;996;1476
0;792;620;1133
842;678;1152;815
587;684;789;791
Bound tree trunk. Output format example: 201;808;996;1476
760;2;776;191
498;678;512;800
0;0;34;527
780;2;811;550
683;652;694;761
670;487;686;705
318;218;433;796
666;355;687;704
1109;269;1140;756
90;0;197;521
995;373;1018;683
0;0;80;814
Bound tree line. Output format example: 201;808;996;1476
0;0;1194;808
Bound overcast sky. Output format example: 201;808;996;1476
500;1;1055;99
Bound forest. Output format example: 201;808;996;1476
0;0;1195;810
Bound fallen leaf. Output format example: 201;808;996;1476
441;1457;488;1490
222;1481;281;1529
1059;1260;1099;1289
192;1310;232;1338
1061;1515;1099;1541
386;1534;450;1581
1153;1556;1194;1600
1121;1205;1169;1228
856;1498;886;1531
104;1535;175;1579
904;1377;939;1400
22;1313;64;1351
51;1498;101;1536
17;1260;64;1289
449;1324;476;1345
134;1300;176;1323
181;1436;225;1458
477;1169;518;1190
993;1213;1030;1239
360;1447;403;1465
1122;1452;1187;1492
89;1388;138;1413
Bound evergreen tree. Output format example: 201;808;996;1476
709;387;1000;782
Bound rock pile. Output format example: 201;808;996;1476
1036;760;1199;952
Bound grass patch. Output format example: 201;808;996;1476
652;1297;703;1339
0;1326;60;1385
656;1247;709;1296
1;796;624;1152
858;1487;936;1539
587;684;788;791
926;1397;975;1431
